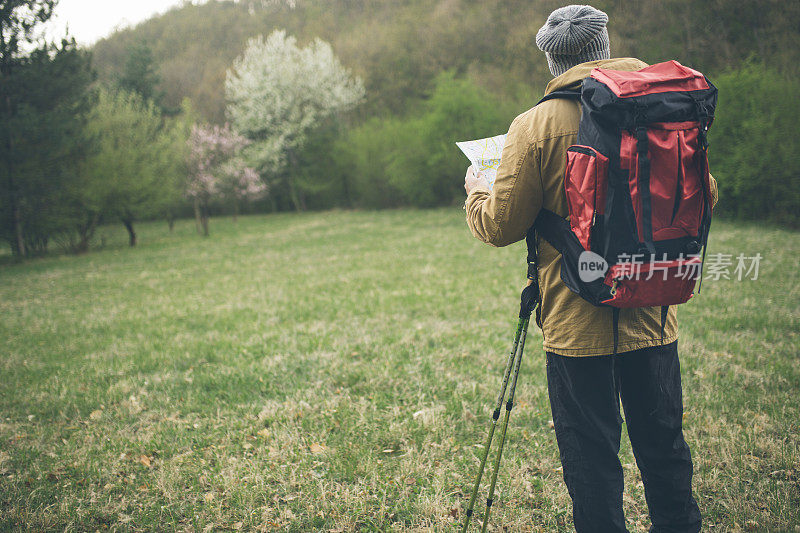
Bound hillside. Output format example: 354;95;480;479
90;0;800;124
79;1;800;222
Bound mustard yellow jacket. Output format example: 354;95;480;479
465;58;718;357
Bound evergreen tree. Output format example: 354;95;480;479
10;42;95;254
0;0;56;256
1;0;95;255
118;41;166;112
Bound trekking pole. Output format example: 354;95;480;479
480;309;531;533
462;283;538;532
461;318;525;533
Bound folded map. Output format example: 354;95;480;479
456;134;507;190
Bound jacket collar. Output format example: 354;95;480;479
544;57;648;95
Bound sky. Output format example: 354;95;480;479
42;0;194;46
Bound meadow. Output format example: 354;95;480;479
1;209;798;531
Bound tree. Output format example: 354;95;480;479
1;0;95;256
225;29;364;211
217;157;267;221
117;41;165;111
1;0;56;256
185;123;260;235
163;98;197;232
0;43;96;254
80;87;185;247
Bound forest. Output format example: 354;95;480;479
2;0;799;257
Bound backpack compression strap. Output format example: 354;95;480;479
635;122;657;256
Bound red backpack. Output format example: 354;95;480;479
528;61;717;347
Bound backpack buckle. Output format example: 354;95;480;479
698;120;710;151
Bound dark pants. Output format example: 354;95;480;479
546;341;701;533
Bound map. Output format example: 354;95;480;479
456;134;507;190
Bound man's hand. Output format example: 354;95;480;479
464;165;490;195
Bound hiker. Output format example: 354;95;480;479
463;5;718;533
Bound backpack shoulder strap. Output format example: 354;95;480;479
525;87;583;305
536;87;582;106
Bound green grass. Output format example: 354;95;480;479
1;209;799;531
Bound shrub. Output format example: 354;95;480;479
337;72;519;208
709;61;800;227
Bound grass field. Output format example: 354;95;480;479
1;209;799;532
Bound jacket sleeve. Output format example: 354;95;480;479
465;112;543;247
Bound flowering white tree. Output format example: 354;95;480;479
225;30;364;211
186;123;264;235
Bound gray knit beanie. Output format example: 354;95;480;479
536;5;610;77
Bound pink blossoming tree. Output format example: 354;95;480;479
186;123;265;235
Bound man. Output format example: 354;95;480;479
464;5;717;533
